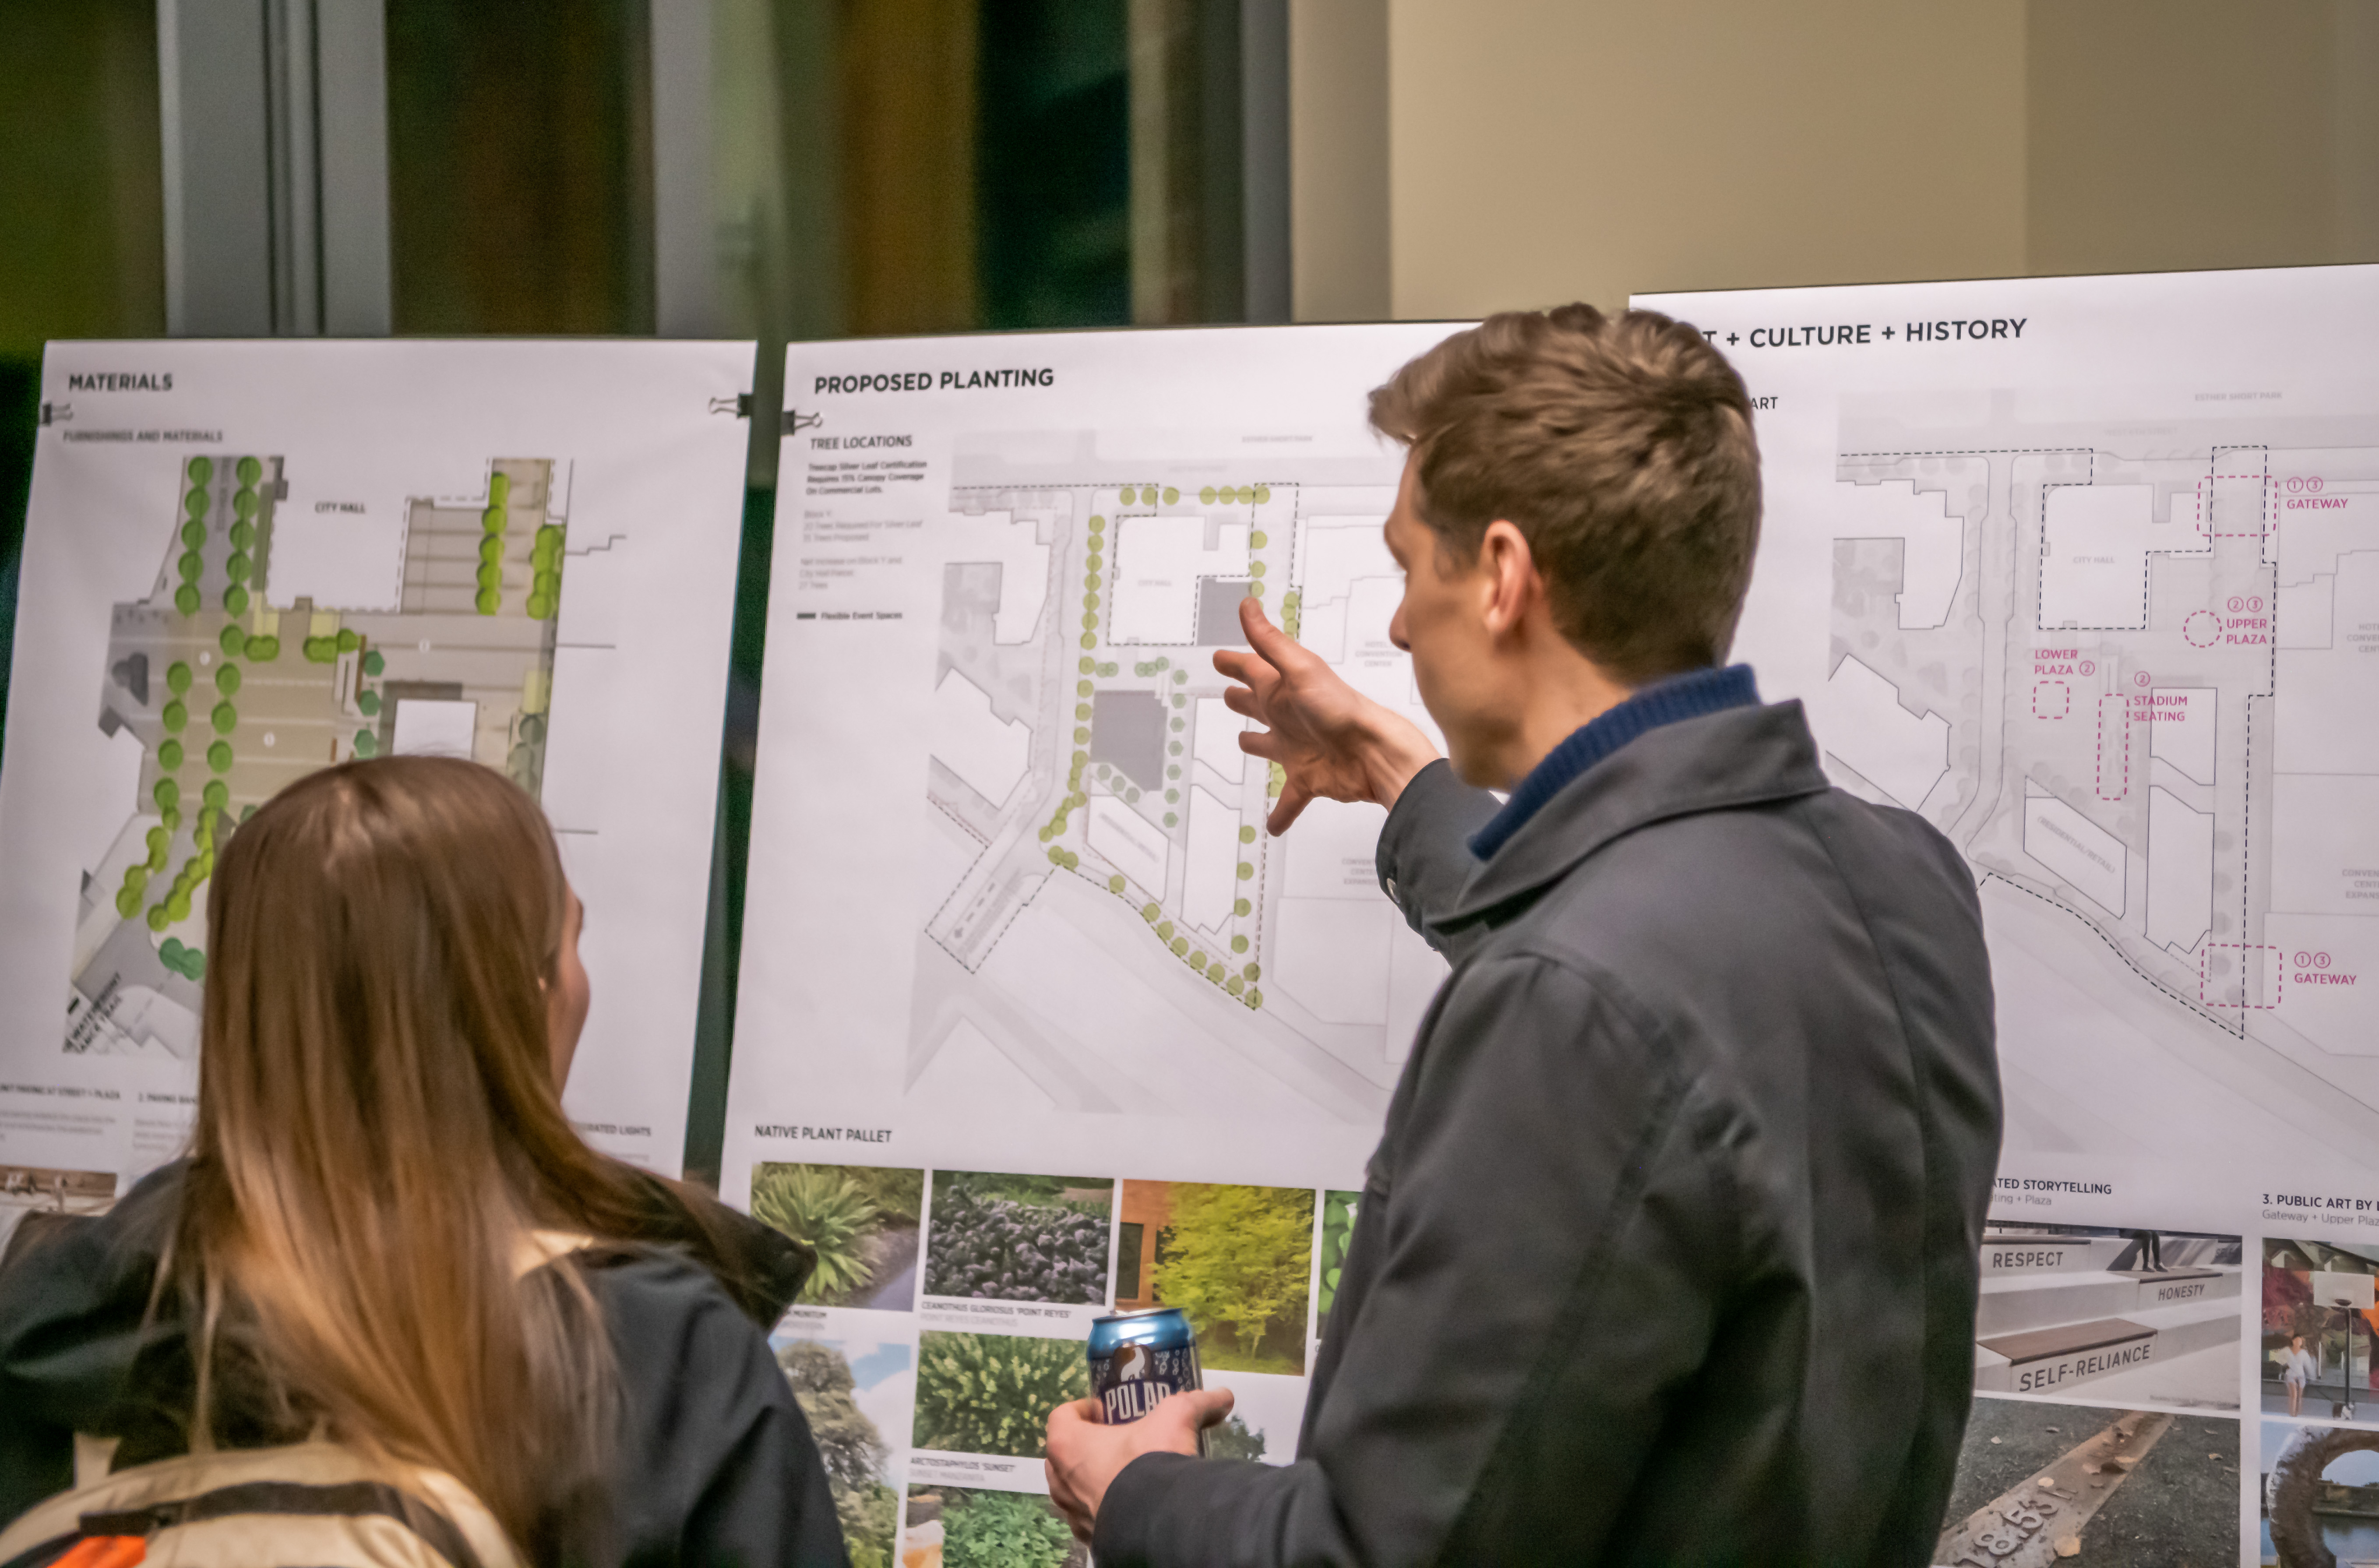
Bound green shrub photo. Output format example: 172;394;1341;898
750;1163;923;1311
1205;1414;1267;1462
1316;1190;1359;1343
912;1330;1088;1459
925;1170;1114;1304
1153;1182;1316;1375
905;1485;1085;1568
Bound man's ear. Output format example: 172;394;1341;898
1477;520;1538;639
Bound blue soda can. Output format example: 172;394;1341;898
1088;1306;1204;1446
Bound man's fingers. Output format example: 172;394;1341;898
1183;1386;1237;1426
1212;645;1275;691
1238;595;1319;674
1237;725;1286;763
1219;681;1267;721
1267;783;1314;836
1149;1385;1235;1438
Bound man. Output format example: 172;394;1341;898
1044;305;2002;1565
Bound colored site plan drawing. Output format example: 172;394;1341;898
68;453;570;1057
910;464;1446;1124
1822;396;2379;1163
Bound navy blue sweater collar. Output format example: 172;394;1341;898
1467;664;1763;861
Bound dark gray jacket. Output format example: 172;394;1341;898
1097;700;2001;1567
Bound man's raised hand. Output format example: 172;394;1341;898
1216;595;1440;835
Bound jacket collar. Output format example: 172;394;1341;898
1437;699;1832;930
1468;665;1763;861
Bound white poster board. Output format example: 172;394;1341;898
0;340;755;1199
1636;266;2379;1566
726;324;1462;1536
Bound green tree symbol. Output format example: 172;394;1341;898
236;456;262;487
187;457;213;485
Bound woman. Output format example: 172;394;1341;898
2287;1332;2319;1418
0;758;846;1565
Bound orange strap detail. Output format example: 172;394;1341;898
51;1538;146;1568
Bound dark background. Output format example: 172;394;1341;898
0;0;1260;1182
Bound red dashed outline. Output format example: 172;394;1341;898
2032;680;2069;719
2095;693;2130;800
2200;942;2283;1011
2191;454;2275;540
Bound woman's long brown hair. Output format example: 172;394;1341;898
170;757;718;1553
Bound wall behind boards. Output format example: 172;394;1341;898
1342;0;2379;320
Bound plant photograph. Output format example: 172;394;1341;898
772;1334;912;1568
750;1162;924;1311
912;1329;1088;1459
1316;1189;1359;1343
903;1485;1086;1568
1121;1179;1316;1375
924;1170;1114;1304
1205;1413;1267;1462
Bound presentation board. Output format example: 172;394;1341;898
725;324;1462;1547
727;291;2379;1564
0;340;754;1206
1639;266;2379;1567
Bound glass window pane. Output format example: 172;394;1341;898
387;1;655;335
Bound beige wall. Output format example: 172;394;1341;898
1384;0;2027;318
1328;0;2379;323
2027;0;2379;277
1289;0;1392;321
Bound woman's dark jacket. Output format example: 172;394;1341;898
0;1161;850;1567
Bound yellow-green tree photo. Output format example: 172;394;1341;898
1154;1183;1316;1374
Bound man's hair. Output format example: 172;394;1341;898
1369;304;1762;684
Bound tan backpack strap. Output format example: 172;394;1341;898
72;1433;120;1489
511;1229;595;1279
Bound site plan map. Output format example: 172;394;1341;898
1;340;754;1192
725;326;1460;1530
70;451;568;1059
